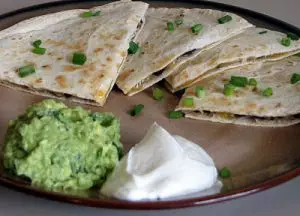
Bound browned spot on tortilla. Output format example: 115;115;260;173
24;61;36;67
79;78;86;84
55;75;68;88
247;103;257;109
101;64;106;67
232;45;239;48
275;103;282;108
41;65;52;70
94;48;103;53
207;56;218;66
47;52;54;56
46;39;65;47
64;65;79;72
295;84;300;92
118;69;134;82
113;35;123;40
104;44;115;49
34;78;43;84
106;56;112;62
57;57;63;61
120;51;127;57
259;106;266;113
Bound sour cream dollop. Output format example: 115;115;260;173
100;123;221;200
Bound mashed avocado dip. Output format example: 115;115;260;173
3;99;123;191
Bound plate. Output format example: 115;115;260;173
0;0;300;210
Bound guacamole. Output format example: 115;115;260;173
3;99;123;191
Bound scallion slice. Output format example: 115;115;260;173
174;19;183;25
127;41;140;55
223;84;235;96
72;52;87;65
248;78;257;87
167;22;175;32
281;37;291;47
80;11;101;18
262;87;273;97
218;15;232;24
32;40;42;48
153;88;164;101
183;98;194;107
287;32;299;41
18;65;35;78
291;73;300;84
230;76;248;87
196;86;205;98
258;31;268;35
32;47;46;55
129;104;144;116
168;111;184;119
219;167;231;179
295;53;300;57
191;24;203;34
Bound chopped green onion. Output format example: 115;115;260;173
32;47;46;55
248;78;257;87
32;40;42;48
18;65;35;78
295;53;300;57
191;24;203;34
183;98;194;107
167;22;175;32
291;73;300;84
287;32;299;41
129;104;144;116
281;37;291;47
168;111;184;119
262;87;273;97
196;86;205;98
174;19;183;25
127;41;140;55
218;15;232;24
80;11;101;18
72;52;87;65
219;167;231;179
230;76;248;87
223;84;235;96
153;88;164;101
258;31;268;35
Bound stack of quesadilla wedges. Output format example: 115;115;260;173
165;27;300;92
0;1;148;106
176;56;300;127
116;7;253;96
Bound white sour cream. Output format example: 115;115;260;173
100;123;221;201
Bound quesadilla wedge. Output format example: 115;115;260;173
176;56;300;127
0;1;148;106
116;8;253;96
166;27;300;92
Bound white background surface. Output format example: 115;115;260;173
0;0;299;215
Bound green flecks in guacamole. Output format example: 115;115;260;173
3;99;123;191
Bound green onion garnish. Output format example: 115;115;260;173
72;52;87;65
80;11;101;18
295;53;300;57
32;47;46;55
223;84;235;96
248;78;257;87
281;37;291;47
174;19;183;25
262;87;273;97
183;98;194;107
219;167;231;179
167;22;175;32
191;24;203;34
218;15;232;24
129;104;144;116
230;76;248;87
196;86;205;98
153;88;164;101
127;41;140;55
291;73;300;84
168;111;184;119
32;40;42;48
287;32;299;41
258;31;268;35
18;65;35;78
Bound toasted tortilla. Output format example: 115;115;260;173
0;1;148;106
176;56;300;127
116;8;253;96
166;27;300;92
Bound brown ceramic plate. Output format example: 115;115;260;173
0;0;300;210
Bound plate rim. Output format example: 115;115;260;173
0;0;299;210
